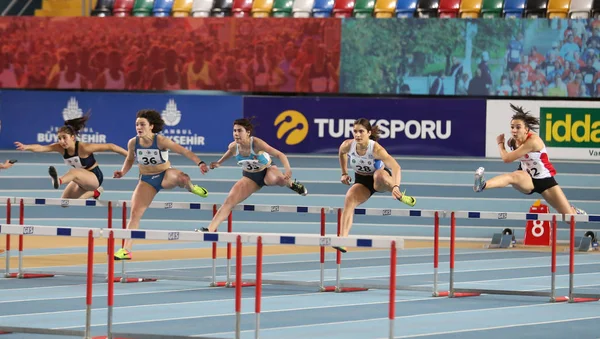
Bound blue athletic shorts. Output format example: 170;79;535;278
140;171;166;192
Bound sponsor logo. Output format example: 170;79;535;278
540;108;600;148
161;99;205;149
274;110;309;145
38;97;107;144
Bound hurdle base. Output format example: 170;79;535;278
6;273;55;279
437;291;481;298
321;286;369;293
211;281;256;288
113;277;158;283
569;297;600;303
552;296;569;303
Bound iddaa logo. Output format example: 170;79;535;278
274;110;309;145
540;108;600;148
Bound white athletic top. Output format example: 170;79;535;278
348;140;378;175
517;133;556;179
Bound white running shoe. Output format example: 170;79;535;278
474;167;486;192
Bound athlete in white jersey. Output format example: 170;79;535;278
112;109;210;260
473;104;586;215
335;118;417;253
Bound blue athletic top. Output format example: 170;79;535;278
235;137;271;172
134;134;169;166
63;141;97;169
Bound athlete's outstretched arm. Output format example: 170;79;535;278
82;143;128;157
158;135;208;174
114;138;136;178
374;143;401;187
210;142;236;169
253;137;292;176
339;140;352;185
14;142;61;153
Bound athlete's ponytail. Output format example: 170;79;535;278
59;110;91;136
510;104;540;132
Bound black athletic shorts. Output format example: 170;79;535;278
354;168;392;196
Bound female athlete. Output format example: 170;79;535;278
113;109;209;260
15;113;127;200
335;118;417;252
473;104;586;215
198;117;307;233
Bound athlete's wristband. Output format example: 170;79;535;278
393;185;399;189
342;172;348;176
198;161;206;166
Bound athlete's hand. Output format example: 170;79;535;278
341;174;352;185
199;162;209;174
14;142;27;151
0;160;14;169
496;134;505;145
209;162;220;169
113;170;124;179
391;185;402;200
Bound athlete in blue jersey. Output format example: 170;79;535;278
15;112;127;200
197;117;307;233
112;109;209;260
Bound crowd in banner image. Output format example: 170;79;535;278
0;17;340;93
447;20;600;97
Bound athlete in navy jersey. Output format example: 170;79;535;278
15;113;127;200
112;109;209;260
197;117;308;233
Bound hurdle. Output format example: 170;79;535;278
4;197;113;280
325;207;444;295
117;199;331;289
565;214;600;303
446;210;569;302
101;226;403;339
0;224;100;338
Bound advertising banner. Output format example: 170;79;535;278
340;18;600;98
0;17;340;94
485;100;600;160
0;90;242;152
243;96;487;156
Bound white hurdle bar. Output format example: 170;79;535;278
0;224;101;339
102;226;402;339
328;207;444;296
563;214;600;303
447;210;568;301
4;197;113;280
114;199;332;287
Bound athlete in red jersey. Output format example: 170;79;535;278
473;104;585;215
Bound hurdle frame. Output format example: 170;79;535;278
566;214;600;303
447;210;568;302
3;197;114;280
326;207;444;295
0;224;100;338
101;226;403;339
116;200;332;287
